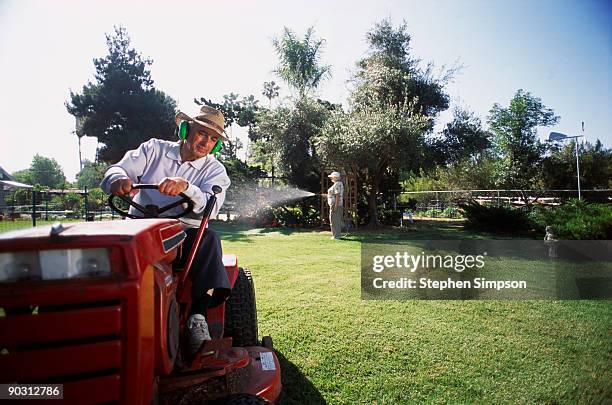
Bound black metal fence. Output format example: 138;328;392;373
0;188;122;234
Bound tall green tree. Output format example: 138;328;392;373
318;101;428;226
488;89;560;199
353;19;452;126
66;26;177;163
252;27;333;191
543;139;612;190
318;19;450;226
257;98;332;190
76;160;108;189
12;155;66;188
272;27;331;98
429;107;491;166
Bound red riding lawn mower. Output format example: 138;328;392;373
0;184;281;404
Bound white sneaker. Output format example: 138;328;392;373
187;314;211;357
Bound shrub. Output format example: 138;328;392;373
252;207;276;228
442;206;461;218
458;201;532;233
422;207;461;218
378;208;401;225
529;199;612;240
251;204;320;228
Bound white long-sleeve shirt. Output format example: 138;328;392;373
100;139;230;228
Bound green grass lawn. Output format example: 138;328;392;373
214;220;611;404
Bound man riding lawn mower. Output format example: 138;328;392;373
0;107;281;404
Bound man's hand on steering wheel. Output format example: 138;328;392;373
158;177;189;197
107;179;194;219
110;177;188;197
110;178;137;197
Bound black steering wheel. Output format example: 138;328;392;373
108;184;194;219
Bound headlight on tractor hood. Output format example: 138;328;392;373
0;248;111;282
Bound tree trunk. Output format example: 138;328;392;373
519;189;532;209
366;186;380;228
365;168;384;228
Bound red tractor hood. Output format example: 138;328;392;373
0;219;181;241
0;219;187;278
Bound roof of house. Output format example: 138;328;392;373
0;166;13;182
0;179;33;189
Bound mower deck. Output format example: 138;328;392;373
159;338;281;403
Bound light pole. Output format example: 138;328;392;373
75;116;89;219
75;116;85;172
548;130;584;201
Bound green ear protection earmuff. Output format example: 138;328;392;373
210;138;223;154
177;120;189;141
177;120;223;154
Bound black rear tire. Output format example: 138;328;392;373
224;268;258;347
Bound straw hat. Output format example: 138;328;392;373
175;106;228;141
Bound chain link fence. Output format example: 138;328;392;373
391;189;612;222
3;186;610;233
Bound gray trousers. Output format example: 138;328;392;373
329;205;343;238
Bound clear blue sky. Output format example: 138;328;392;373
0;0;610;181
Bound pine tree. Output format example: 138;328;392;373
66;26;177;163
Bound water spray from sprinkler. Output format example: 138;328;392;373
229;182;316;217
